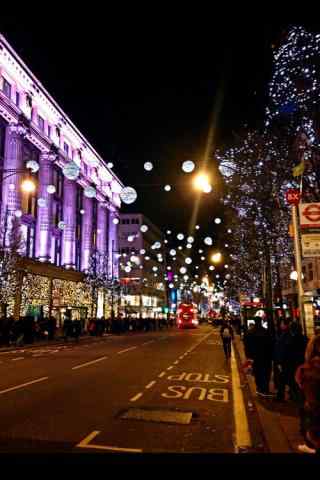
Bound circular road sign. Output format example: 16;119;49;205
303;204;320;222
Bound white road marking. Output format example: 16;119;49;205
130;392;143;402
231;345;252;451
12;357;24;361
167;366;173;370
117;347;137;354
0;377;49;395
32;354;43;357
141;341;155;346
158;372;166;378
173;361;179;364
72;356;107;370
77;431;142;453
145;381;156;389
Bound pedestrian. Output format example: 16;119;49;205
295;334;320;454
73;319;81;342
63;316;72;341
220;320;234;360
274;320;308;402
48;316;56;341
244;316;274;397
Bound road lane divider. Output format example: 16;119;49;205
76;431;142;453
141;341;155;346
117;347;137;355
72;356;107;370
145;381;156;389
158;372;166;378
12;357;24;361
130;392;143;402
231;345;252;452
0;376;49;395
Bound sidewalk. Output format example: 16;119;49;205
0;333;112;353
234;335;304;453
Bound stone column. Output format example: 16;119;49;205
80;196;93;272
97;202;108;256
108;209;119;279
0;123;27;247
35;151;56;261
61;178;77;268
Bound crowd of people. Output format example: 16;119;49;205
0;315;174;346
242;316;320;454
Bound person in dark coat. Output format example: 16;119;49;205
244;317;274;397
72;319;82;342
48;316;56;341
63;316;72;341
274;321;308;401
220;321;234;359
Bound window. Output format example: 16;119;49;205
15;91;20;107
75;186;83;271
64;142;69;157
38;115;45;132
2;77;11;99
48;125;51;138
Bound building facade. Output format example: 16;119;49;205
118;213;167;318
0;35;123;325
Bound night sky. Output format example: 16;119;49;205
1;14;318;277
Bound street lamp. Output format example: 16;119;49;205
193;173;212;193
21;178;36;193
211;252;222;264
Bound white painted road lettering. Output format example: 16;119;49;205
161;385;229;402
167;372;229;383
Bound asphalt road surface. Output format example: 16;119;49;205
0;325;266;454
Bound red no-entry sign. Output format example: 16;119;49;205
299;203;320;229
286;189;301;205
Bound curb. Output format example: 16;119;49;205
233;335;294;453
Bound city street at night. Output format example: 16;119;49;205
1;15;320;463
0;325;265;454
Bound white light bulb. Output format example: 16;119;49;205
164;185;171;191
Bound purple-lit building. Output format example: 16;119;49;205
0;34;123;324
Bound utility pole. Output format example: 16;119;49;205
292;203;306;334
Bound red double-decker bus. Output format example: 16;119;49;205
177;303;199;329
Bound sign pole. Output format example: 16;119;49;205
292;204;306;334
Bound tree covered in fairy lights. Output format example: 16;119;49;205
0;217;25;312
217;25;320;301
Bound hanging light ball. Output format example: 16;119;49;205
120;186;137;204
195;225;200;230
203;183;212;193
227;229;232;234
107;162;114;169
128;235;135;242
47;184;56;194
178;246;183;250
224;264;229;269
201;256;205;261
130;255;140;264
204;237;213;246
164;184;171;192
180;267;187;274
84;186;96;198
15;209;22;218
209;266;215;271
26;160;40;173
58;221;66;230
177;233;184;240
183;275;189;281
153;266;158;272
186;243;192;249
167;230;172;235
214;218;222;224
80;209;85;215
182;160;195;173
226;274;231;280
170;249;176;256
140;224;148;233
140;249;146;255
63;161;80;180
144;162;153;171
9;183;15;191
185;257;192;265
199;249;203;254
37;198;47;208
113;218;120;225
187;236;194;243
125;266;132;273
169;283;174;289
154;241;161;249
